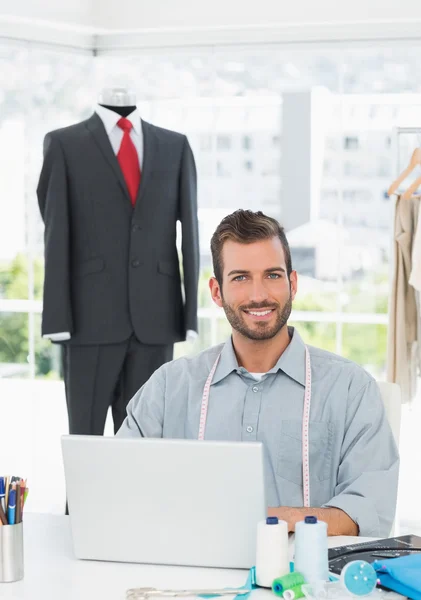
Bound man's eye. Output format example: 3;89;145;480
233;275;246;281
268;273;281;279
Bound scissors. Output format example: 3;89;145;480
126;587;251;599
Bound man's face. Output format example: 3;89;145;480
209;237;297;341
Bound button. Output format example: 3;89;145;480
252;386;259;393
246;426;254;433
131;259;140;268
132;223;141;232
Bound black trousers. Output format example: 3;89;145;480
62;337;173;436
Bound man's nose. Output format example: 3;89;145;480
249;279;270;303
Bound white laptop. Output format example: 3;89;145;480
61;435;267;569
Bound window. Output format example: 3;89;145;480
290;247;316;277
216;135;231;150
243;135;252;150
344;136;359;150
216;161;230;177
2;40;421;533
200;134;212;151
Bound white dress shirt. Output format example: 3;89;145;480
44;105;197;342
95;103;144;169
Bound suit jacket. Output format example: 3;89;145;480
37;113;199;346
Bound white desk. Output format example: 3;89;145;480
1;514;368;600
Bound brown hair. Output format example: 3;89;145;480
210;209;292;285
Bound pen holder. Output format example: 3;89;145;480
0;522;24;583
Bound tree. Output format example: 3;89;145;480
0;256;389;379
0;254;56;377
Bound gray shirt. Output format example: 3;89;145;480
117;327;399;537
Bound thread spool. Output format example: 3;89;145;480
255;517;289;588
283;585;305;600
294;516;329;584
272;573;306;596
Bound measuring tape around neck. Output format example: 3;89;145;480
198;345;312;508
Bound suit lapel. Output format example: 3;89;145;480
85;113;131;204
135;120;156;209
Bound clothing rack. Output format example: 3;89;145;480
393;127;421;177
388;127;421;405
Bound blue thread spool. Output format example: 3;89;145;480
341;561;378;596
294;517;329;584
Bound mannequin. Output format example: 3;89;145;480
97;89;198;340
47;87;199;346
37;85;200;440
98;87;137;117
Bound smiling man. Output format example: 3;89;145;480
117;209;399;537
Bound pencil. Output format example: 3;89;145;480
20;481;25;512
15;483;22;524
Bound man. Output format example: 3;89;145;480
117;209;399;537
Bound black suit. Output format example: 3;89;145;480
37;113;199;435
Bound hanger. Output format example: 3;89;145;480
388;147;421;196
400;173;421;200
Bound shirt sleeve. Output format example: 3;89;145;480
115;366;166;438
322;379;400;537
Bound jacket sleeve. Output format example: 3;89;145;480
37;133;73;336
323;379;400;537
178;136;200;335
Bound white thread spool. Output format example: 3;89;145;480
294;516;329;583
255;516;289;588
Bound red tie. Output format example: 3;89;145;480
117;117;141;206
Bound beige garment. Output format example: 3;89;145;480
387;194;421;403
409;205;421;291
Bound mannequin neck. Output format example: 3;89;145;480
99;104;136;118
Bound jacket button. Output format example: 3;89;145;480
132;224;141;232
131;259;140;267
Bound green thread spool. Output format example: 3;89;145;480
282;585;305;600
272;573;305;596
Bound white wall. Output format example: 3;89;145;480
0;0;93;29
92;0;421;30
1;0;421;32
0;379;114;514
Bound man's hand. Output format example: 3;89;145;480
267;506;359;536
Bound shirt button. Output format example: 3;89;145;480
131;259;140;267
246;426;254;433
252;386;259;393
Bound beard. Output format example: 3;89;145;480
221;294;292;341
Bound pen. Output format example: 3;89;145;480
7;489;16;525
0;477;5;514
5;476;10;510
0;502;7;526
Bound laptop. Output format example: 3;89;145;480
61;435;267;568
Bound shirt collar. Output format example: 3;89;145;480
211;338;240;386
271;326;306;386
210;326;306;387
95;104;142;136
